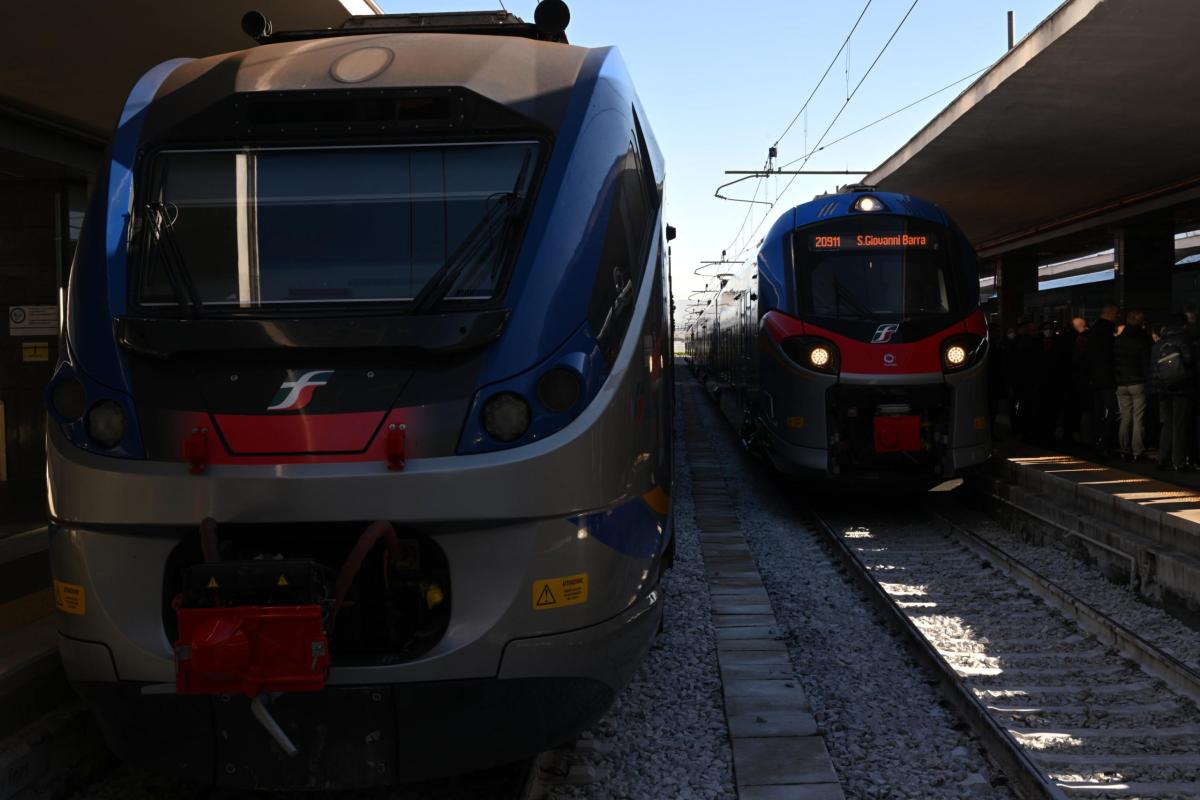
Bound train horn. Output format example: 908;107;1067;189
241;11;273;43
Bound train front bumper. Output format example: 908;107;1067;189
67;586;660;788
48;413;670;786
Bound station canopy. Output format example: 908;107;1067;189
865;0;1200;260
0;1;378;177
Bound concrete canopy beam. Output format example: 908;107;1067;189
996;249;1038;331
1115;213;1175;322
864;0;1200;255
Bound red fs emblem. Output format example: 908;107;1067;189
871;324;900;344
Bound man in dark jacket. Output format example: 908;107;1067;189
1062;317;1089;443
1153;314;1196;471
1010;322;1043;440
1114;310;1151;460
1086;304;1120;452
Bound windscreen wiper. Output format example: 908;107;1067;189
144;202;204;314
410;151;532;315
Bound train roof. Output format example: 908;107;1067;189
789;188;950;230
260;10;570;45
143;31;594;140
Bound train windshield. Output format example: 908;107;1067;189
135;142;539;312
794;217;954;322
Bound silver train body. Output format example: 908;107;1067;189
46;12;672;788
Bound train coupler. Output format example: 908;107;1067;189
174;605;330;697
174;560;332;698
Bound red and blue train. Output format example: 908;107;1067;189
686;187;990;486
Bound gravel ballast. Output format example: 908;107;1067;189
541;401;734;799
821;504;1200;795
951;500;1200;673
687;383;1013;800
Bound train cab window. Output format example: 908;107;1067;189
589;120;660;365
795;217;956;322
134;142;539;313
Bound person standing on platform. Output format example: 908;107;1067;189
1153;314;1196;472
1114;310;1151;461
1085;304;1120;455
1064;317;1090;443
1011;322;1043;440
1052;320;1079;442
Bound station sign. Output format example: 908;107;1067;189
8;305;59;336
809;233;935;251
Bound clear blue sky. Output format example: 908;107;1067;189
378;0;1063;312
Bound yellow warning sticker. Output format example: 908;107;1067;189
53;580;86;615
206;577;220;589
21;342;49;362
276;574;289;587
532;573;588;611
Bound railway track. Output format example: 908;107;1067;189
807;500;1200;799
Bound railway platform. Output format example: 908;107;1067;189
973;439;1200;622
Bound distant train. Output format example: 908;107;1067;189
687;187;990;486
45;5;673;789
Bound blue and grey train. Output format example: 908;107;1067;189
45;5;673;788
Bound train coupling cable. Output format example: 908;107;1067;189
250;693;300;757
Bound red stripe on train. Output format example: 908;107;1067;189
215;411;382;454
174;410;409;465
762;309;985;375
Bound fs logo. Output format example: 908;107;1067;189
268;370;333;412
871;323;900;344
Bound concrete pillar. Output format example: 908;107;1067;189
995;249;1038;332
1115;213;1175;325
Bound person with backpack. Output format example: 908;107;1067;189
1152;314;1197;472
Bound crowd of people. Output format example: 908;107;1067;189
988;305;1200;472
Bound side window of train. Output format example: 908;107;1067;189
589;109;659;367
632;109;659;208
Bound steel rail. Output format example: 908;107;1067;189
805;507;1068;800
981;492;1137;589
928;506;1200;711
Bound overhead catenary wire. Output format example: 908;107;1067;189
724;0;922;264
772;0;874;150
776;63;987;171
721;176;767;257
712;0;874;255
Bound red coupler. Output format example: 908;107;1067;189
873;415;921;454
175;605;329;697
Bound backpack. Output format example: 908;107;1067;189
1157;339;1192;390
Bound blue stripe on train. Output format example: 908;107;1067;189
570;495;666;559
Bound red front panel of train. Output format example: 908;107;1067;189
175;605;329;697
873;415;921;453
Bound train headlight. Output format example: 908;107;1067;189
50;377;86;422
853;195;885;212
482;392;531;443
941;334;986;372
780;337;839;375
536;368;583;413
85;400;129;449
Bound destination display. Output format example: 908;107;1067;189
808;232;935;251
